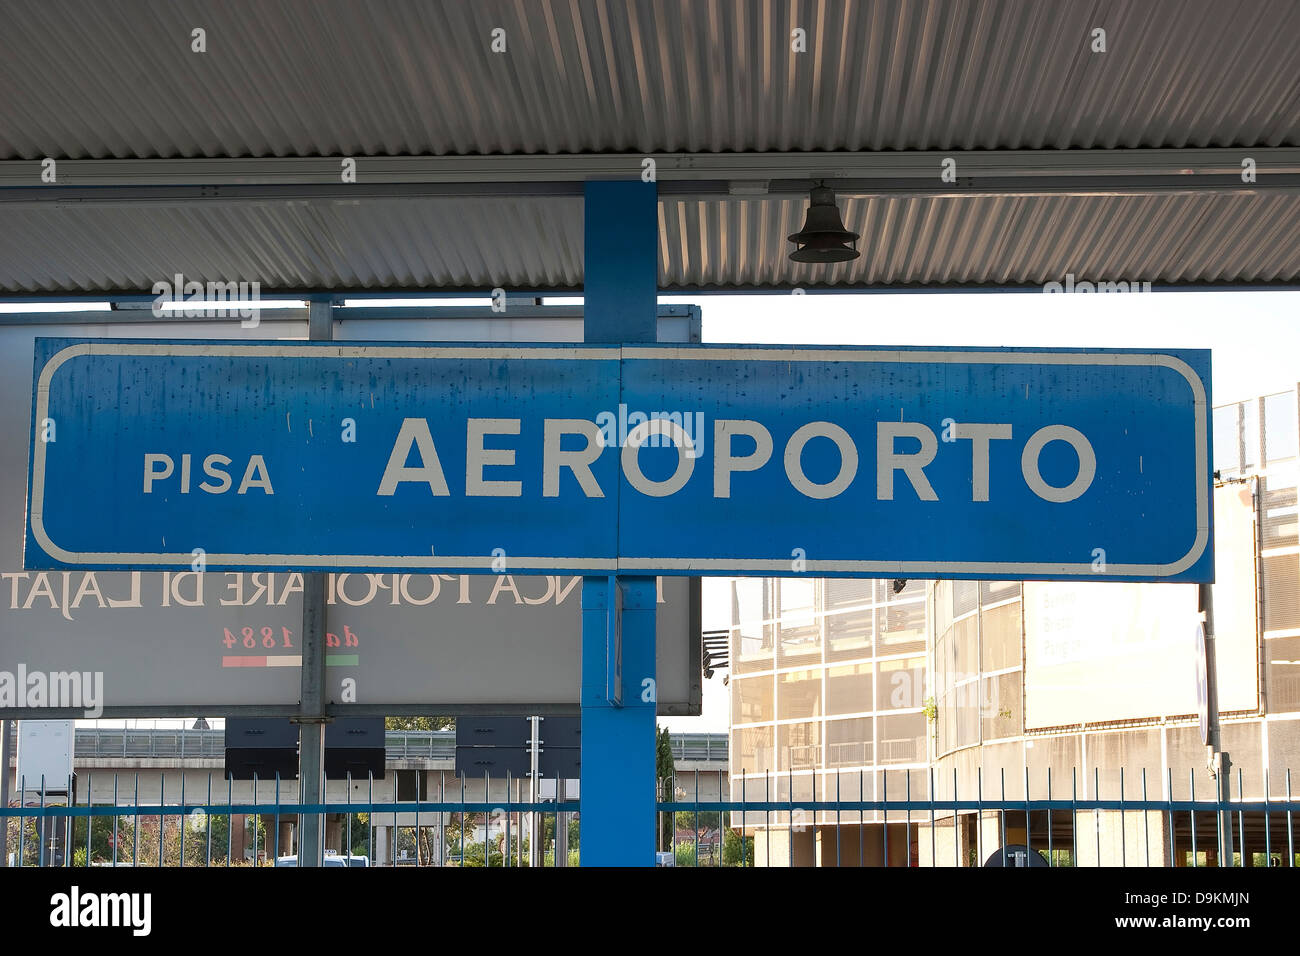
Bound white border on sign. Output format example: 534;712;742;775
28;342;1209;578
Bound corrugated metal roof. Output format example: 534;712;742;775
1;0;1296;161
1;192;1294;293
0;0;1295;294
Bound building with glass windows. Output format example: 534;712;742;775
727;388;1300;866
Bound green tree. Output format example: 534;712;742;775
674;810;721;831
722;827;754;867
656;725;675;850
385;716;454;731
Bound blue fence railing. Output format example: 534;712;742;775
3;766;1297;867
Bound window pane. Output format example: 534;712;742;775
732;674;774;724
953;579;978;618
1263;554;1300;633
1261;475;1298;550
980;672;1023;740
827;606;874;662
876;657;925;711
732;726;774;774
825;578;873;610
1244;399;1261;469
777;669;822;721
878;713;926;764
956;681;979;748
1266;636;1300;714
980;602;1022;672
1213;404;1240;474
878;598;926;654
826;717;873;768
980;580;1020;605
777;580;820;665
778;722;821;771
952;615;978;676
733;579;773;673
1264;392;1298;462
827;662;873;716
934;580;953;636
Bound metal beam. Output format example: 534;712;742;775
2;149;1296;186
1;150;1297;205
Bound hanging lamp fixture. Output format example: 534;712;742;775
787;182;860;263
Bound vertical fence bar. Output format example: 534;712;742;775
85;771;93;866
1264;768;1271;865
1141;768;1149;867
179;772;186;866
858;767;863;866
883;768;889;867
999;769;1006;864
112;775;119;867
1236;768;1244;868
805;769;815;871
18;776;26;866
929;767;936;869
1287;770;1294;867
905;772;911;868
206;774;212;867
1024;766;1031;863
274;772;281;862
38;775;46;868
1093;767;1100;867
977;767;983;867
1167;767;1176;867
766;770;770;867
836;767;842;868
251;773;258;866
1190;769;1198;867
740;771;747;868
1119;767;1125;867
226;774;232;866
954;769;960;868
1070;768;1077;867
157;774;164;867
368;772;374;865
346;772;352;864
695;768;701;867
1046;768;1053;867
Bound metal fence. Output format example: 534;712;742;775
70;727;728;763
3;766;1298;867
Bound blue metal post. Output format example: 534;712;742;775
580;177;658;866
582;180;659;344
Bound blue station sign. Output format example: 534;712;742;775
26;339;1212;581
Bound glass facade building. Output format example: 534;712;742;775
728;388;1300;865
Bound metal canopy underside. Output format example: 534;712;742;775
0;0;1297;294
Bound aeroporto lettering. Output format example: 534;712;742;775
375;417;1098;503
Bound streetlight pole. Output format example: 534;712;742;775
1200;581;1233;866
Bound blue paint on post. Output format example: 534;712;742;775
581;177;658;866
580;576;657;865
583;180;658;344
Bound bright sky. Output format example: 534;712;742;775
660;288;1300;733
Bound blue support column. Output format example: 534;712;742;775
581;179;658;866
580;576;658;865
583;180;659;344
